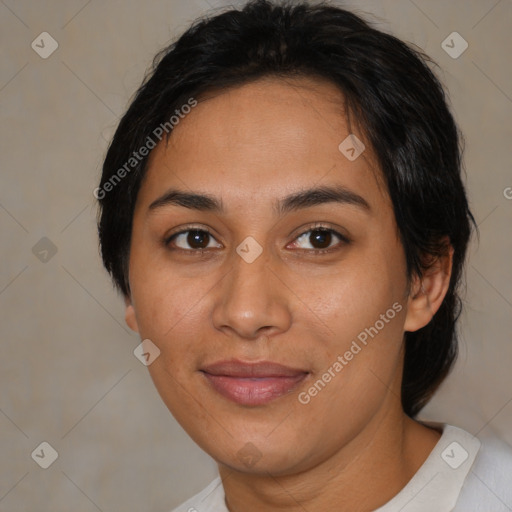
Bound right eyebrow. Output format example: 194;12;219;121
148;189;223;213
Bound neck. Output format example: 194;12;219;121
219;400;441;511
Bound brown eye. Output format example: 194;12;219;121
309;229;332;249
187;230;210;249
291;227;348;252
167;229;222;251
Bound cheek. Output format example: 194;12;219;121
296;281;406;444
301;242;407;393
128;249;213;359
307;250;406;340
129;267;212;418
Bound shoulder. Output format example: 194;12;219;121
169;476;226;512
455;433;512;511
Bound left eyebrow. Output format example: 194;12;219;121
147;184;371;215
275;184;371;216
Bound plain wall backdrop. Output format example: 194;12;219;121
0;0;511;510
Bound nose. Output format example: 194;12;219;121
211;248;292;341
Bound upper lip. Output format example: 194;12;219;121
201;359;308;378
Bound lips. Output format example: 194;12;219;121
200;360;309;406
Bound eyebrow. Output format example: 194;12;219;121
148;184;371;215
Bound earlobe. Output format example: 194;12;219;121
124;295;140;333
403;244;454;333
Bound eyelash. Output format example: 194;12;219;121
164;223;350;255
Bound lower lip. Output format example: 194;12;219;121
202;372;308;406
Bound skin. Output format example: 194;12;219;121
125;76;453;511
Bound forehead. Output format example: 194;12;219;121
137;76;388;212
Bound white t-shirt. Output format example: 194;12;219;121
170;424;512;511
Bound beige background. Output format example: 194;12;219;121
0;0;511;510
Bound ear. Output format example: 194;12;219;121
124;295;140;333
403;242;454;333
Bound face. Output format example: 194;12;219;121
126;77;421;475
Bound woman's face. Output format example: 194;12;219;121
126;77;418;474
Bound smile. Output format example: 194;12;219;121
200;359;309;406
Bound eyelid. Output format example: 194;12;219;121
164;224;221;246
288;221;350;242
285;223;350;252
165;224;211;240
